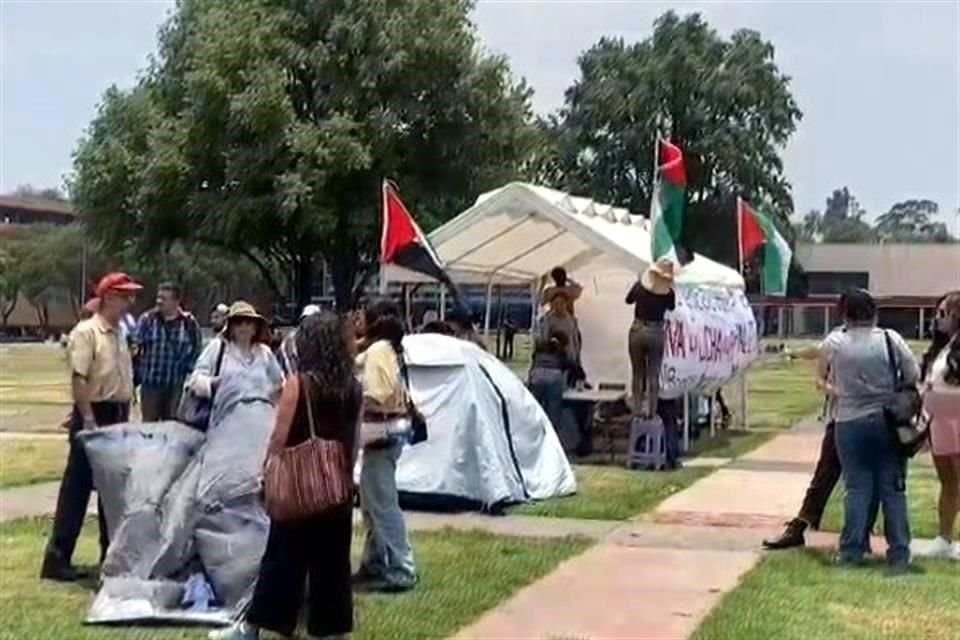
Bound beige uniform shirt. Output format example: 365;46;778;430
357;339;408;414
69;314;134;403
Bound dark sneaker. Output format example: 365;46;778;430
351;568;382;587
40;554;89;582
355;575;417;594
762;519;807;550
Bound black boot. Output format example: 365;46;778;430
40;549;88;582
763;518;808;550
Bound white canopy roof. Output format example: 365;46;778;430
384;182;744;290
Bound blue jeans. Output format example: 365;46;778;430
835;412;911;566
359;440;417;586
529;368;566;430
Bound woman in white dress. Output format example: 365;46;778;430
187;300;283;404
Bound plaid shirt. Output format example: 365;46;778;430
136;309;202;388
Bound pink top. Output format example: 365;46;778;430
924;347;960;456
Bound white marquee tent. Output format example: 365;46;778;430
385;182;744;386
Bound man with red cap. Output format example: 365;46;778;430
41;272;142;582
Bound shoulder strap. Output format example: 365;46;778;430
213;338;227;376
398;355;417;409
882;330;902;391
300;373;317;439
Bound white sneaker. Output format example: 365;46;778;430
926;536;954;558
952;542;960;561
208;623;259;640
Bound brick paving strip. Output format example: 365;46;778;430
0;419;939;640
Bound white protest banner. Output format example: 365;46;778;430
658;285;758;399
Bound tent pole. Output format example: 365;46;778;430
709;394;716;439
739;371;749;430
683;392;690;452
403;284;412;330
483;279;494;337
495;285;504;358
530;280;538;334
440;288;447;321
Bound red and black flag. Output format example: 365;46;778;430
380;180;456;290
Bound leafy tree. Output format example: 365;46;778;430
544;11;802;267
11;184;67;201
71;0;536;309
801;187;876;244
12;225;103;326
822;187;859;224
875;199;953;243
0;245;20;327
822;216;877;243
794;209;823;243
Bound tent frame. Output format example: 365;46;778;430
386;182;751;457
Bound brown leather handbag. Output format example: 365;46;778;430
263;376;353;522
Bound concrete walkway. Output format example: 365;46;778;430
0;430;66;440
452;419;937;640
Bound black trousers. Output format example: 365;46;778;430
246;504;353;638
798;421;841;529
46;402;129;565
503;333;515;360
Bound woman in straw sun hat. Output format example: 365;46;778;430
186;300;284;403
625;259;677;418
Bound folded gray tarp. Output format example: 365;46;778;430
79;374;275;625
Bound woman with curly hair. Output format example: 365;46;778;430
354;299;418;592
211;312;362;640
922;291;960;560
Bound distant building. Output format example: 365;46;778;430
0;195;75;227
753;243;960;339
1;197;78;334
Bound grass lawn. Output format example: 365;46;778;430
741;357;820;430
511;464;710;521
513;356;822;522
0;438;67;489
692;549;960;640
0;344;72;433
686;356;822;460
0;517;589;640
821;456;943;540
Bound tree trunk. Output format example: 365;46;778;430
329;252;358;311
293;251;316;313
1;296;17;327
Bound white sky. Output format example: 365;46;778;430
2;0;958;232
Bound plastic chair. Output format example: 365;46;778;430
627;415;667;470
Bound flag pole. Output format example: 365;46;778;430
735;195;751;431
379;179;388;296
649;135;660;243
736;196;744;276
652;135;660;204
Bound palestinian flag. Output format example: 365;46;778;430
737;198;792;296
380;180;454;288
650;139;692;264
